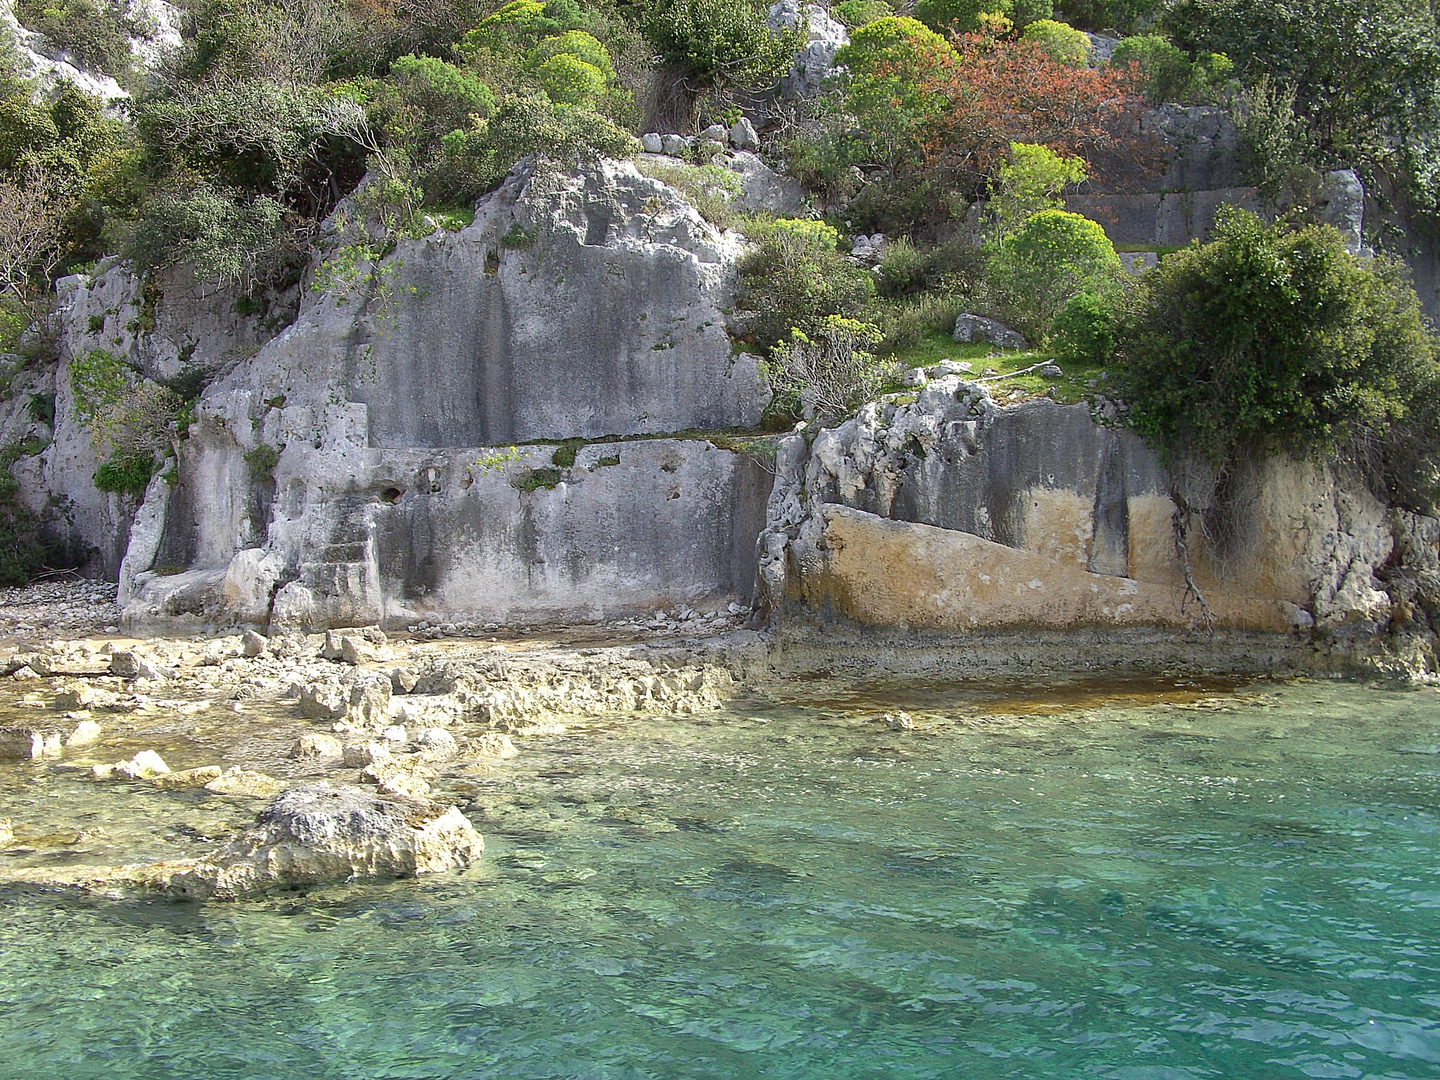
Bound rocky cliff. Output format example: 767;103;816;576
16;152;1439;677
59;158;772;631
758;376;1439;673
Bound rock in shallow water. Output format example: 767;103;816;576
6;783;484;900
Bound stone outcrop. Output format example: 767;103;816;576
6;783;484;900
768;0;849;99
93;158;774;630
758;378;1438;658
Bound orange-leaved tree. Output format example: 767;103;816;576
914;34;1155;200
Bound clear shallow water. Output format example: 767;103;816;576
3;677;1440;1079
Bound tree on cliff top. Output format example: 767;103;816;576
1111;207;1440;511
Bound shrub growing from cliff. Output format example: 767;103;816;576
1110;208;1440;510
736;218;876;350
763;316;885;422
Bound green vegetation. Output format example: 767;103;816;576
736;218;874;350
986;210;1123;342
1110;209;1440;510
0;0;1430;525
243;442;280;482
1020;19;1091;66
1108;35;1233;105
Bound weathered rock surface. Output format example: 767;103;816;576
759;379;1437;650
99;159;773;631
6;784;483;900
953;314;1028;349
768;0;849;98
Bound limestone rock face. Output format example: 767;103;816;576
759;379;1433;640
110;158;773;631
768;1;849;98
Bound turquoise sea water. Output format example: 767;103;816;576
3;676;1440;1079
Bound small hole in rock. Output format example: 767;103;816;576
379;487;403;503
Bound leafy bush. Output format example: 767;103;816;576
15;0;136;79
1108;34;1232;103
438;93;637;198
987;142;1087;238
1109;208;1440;509
986;209;1123;340
833;17;958;170
832;29;1149;227
1062;0;1165;34
875;237;929;298
736;218;875;349
389;54;495;124
126;184;294;292
93;454;156;496
1232;75;1318;200
911;0;991;33
763;316;885;422
1019;20;1092;66
832;0;894;28
643;0;798;126
69;349;183;483
1008;0;1054;31
1049;292;1117;364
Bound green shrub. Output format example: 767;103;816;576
1019;20;1092;66
832;0;894;28
1232;75;1318;200
69;348;183;479
1062;0;1165;34
875;237;928;298
126;184;292;292
737;218;875;349
243;442;279;482
988;142;1088;239
0;493;85;585
1110;208;1440;509
987;209;1123;341
834;16;957;169
438;93;637;199
1049;292;1117;364
93;453;155;496
1008;0;1054;31
911;0;992;34
15;0;135;79
763;316;885;421
873;290;972;354
643;0;799;124
529;31;618;107
1109;34;1232;103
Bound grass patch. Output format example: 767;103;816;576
513;466;561;492
550;438;584;467
879;328;1103;404
432;206;477;232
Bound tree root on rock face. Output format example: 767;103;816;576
1170;489;1215;633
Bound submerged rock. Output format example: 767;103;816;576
154;765;224;789
93;750;170;780
203;767;284;797
290;732;344;759
6;784;484;900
